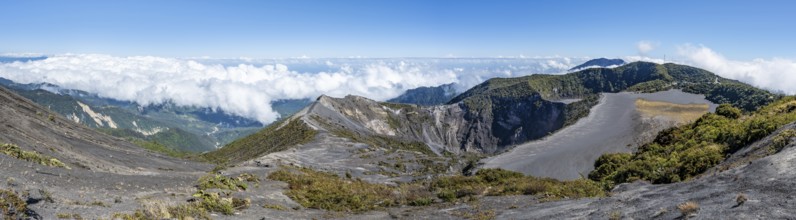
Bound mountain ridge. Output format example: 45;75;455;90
213;61;776;167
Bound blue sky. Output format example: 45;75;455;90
1;0;793;59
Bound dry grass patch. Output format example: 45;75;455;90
635;99;709;123
677;201;699;217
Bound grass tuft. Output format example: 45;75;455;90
0;143;70;169
677;201;699;217
0;189;27;219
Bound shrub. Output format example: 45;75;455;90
736;193;747;206
407;197;433;206
192;190;235;215
197;174;248;191
677;201;699;217
770;129;796;153
0;189;27;219
715;104;742;119
609;210;622;220
589;153;631;185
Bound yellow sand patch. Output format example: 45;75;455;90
635;99;710;124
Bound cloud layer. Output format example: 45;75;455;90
0;54;583;123
2;48;793;124
677;45;796;94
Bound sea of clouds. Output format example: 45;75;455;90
0;55;586;123
1;45;793;124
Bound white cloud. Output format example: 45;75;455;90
623;56;665;64
677;44;796;94
637;41;657;54
0;54;585;124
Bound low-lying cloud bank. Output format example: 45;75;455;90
0;55;583;123
677;45;796;94
2;46;792;124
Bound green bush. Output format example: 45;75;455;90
716;104;742;119
588;153;631;186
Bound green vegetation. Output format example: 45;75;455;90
564;94;600;126
450;62;669;113
431;168;604;202
197;173;259;191
450;62;775;117
268;167;398;213
0;143;70;169
680;80;777;113
56;213;83;220
715;104;742;119
268;166;605;213
130;139;194;158
99;127;214;154
590;96;796;187
204;118;318;164
112;200;214;220
0;189;27;219
263;203;289;211
191;190;236;215
626;79;672;93
769;129;796;154
386;83;458;106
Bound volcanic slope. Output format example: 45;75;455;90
0;85;213;218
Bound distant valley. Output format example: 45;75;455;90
0;77;311;153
